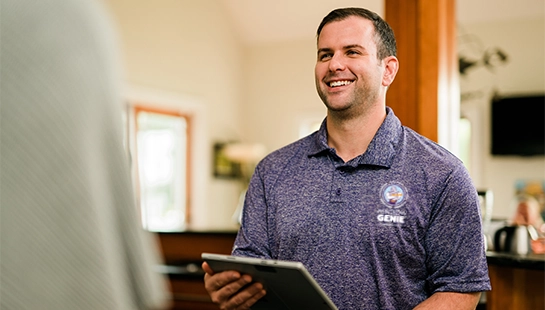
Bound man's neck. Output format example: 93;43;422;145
326;106;386;162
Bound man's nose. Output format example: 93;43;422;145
328;54;346;71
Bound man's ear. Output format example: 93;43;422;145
382;56;399;87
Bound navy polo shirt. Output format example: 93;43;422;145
233;107;491;310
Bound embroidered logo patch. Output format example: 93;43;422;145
380;182;408;208
377;182;408;225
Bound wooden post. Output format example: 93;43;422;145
384;0;458;145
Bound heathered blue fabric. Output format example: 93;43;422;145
232;107;491;310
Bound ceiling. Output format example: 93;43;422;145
219;0;545;45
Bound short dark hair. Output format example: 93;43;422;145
316;7;397;60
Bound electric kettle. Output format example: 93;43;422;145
493;225;539;254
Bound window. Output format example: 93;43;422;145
128;105;191;231
458;117;472;171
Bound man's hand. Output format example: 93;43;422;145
202;262;267;310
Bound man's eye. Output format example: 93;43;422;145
347;50;359;56
319;54;332;61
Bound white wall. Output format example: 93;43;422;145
459;16;545;219
106;0;245;230
241;40;326;151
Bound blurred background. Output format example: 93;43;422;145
101;0;544;233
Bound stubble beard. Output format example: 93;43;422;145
316;79;378;121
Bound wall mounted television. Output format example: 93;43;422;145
491;94;545;156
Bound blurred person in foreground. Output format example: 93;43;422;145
203;7;490;310
0;0;171;309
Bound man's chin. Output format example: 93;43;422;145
323;98;352;112
325;104;355;119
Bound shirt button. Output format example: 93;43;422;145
336;188;341;195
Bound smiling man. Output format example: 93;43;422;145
314;13;398;163
203;7;491;310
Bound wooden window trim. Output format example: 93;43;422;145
132;104;193;227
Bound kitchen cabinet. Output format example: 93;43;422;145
486;251;545;310
156;231;238;310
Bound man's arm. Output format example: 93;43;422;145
413;292;481;310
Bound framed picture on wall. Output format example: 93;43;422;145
213;142;241;179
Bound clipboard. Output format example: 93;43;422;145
202;253;338;310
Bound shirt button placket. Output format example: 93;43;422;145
330;168;345;203
329;160;346;203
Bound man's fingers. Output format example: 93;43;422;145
233;283;267;310
217;274;253;299
218;281;266;310
207;274;253;305
202;265;266;310
202;262;214;275
204;270;242;292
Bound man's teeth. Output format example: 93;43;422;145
329;80;352;87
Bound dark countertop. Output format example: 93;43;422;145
486;251;545;270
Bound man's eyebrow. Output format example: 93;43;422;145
317;44;365;54
317;47;333;54
344;44;366;51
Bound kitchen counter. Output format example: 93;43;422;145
485;251;544;310
486;251;545;270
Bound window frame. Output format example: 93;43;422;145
129;103;193;229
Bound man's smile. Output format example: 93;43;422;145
328;80;354;87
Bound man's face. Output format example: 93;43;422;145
315;16;386;116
